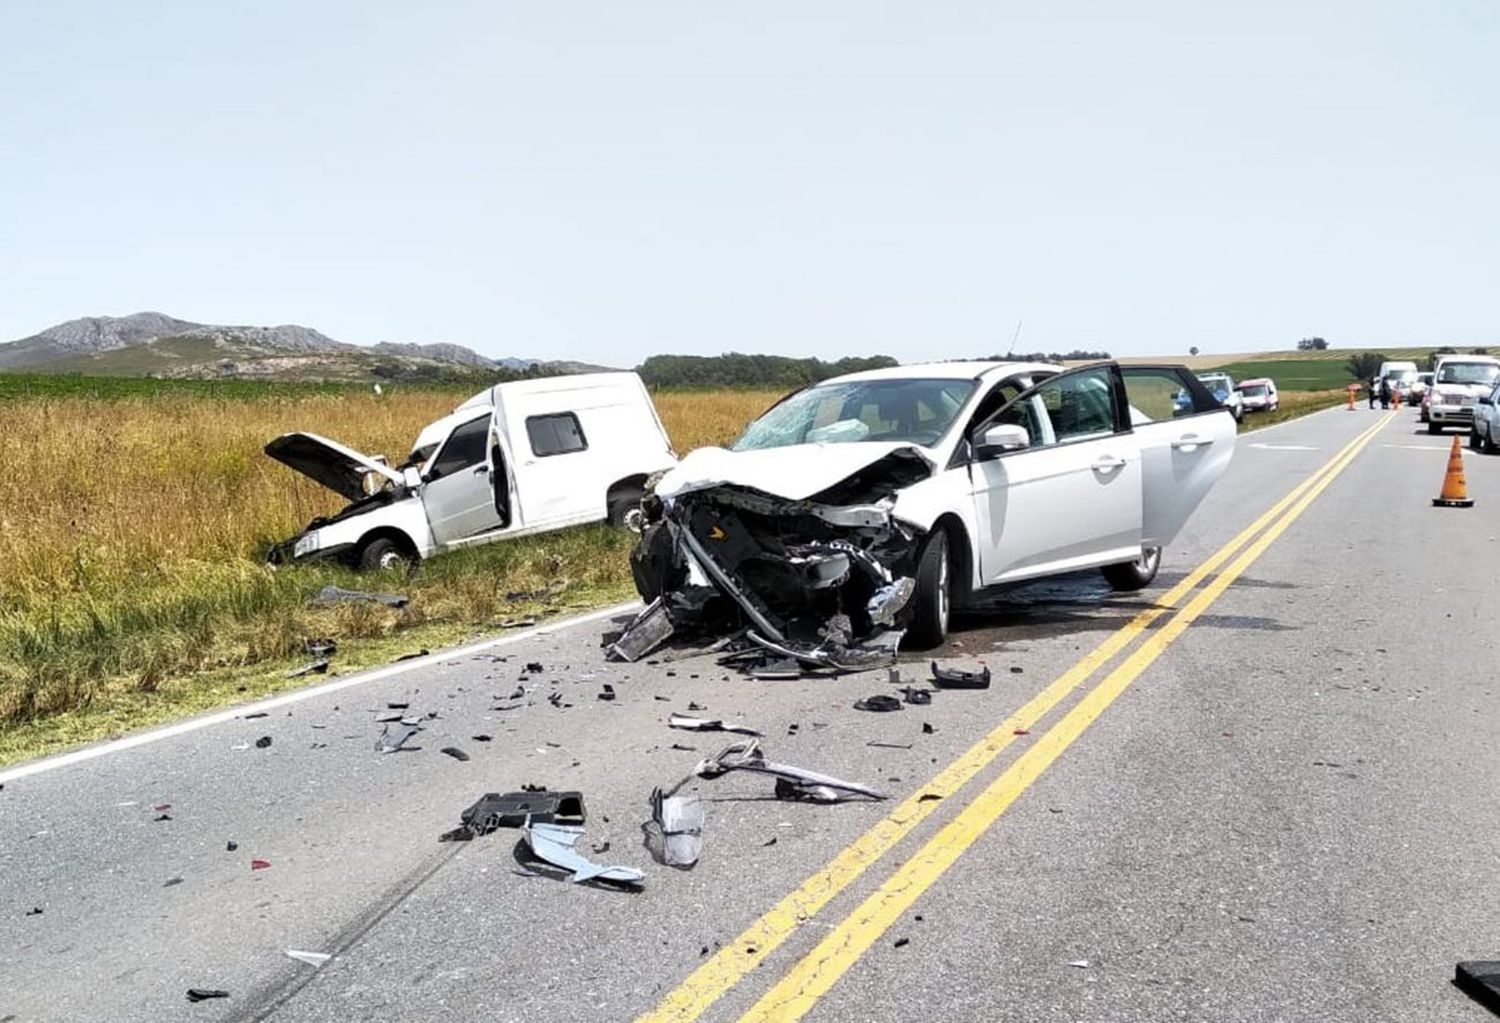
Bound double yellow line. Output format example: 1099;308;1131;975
638;410;1394;1023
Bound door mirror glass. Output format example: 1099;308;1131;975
1480;396;1493;406
977;423;1030;458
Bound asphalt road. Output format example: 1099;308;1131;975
5;403;1500;1023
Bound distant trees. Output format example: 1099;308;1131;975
1189;346;1200;356
1473;346;1490;355
1345;352;1386;382
637;352;900;389
983;350;1112;362
1297;337;1329;351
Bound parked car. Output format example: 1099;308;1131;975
617;360;1235;663
1469;381;1500;454
1409;371;1433;407
266;372;677;569
1235;377;1279;412
1175;372;1244;421
1427;356;1500;434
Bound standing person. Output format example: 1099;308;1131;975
1368;377;1379;408
1379;375;1392;409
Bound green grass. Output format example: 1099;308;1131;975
1210;358;1357;391
0;371;367;401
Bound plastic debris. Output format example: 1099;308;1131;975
523;821;644;887
1066;959;1089;969
186;989;229;1003
1456;961;1500;1015
286;660;329;679
394;649;430;662
930;661;991;689
647;787;704;868
608;598;675;662
598;685;616;702
250;859;271;871
867;741;913;750
853;694;903;713
286;950;332;967
687;740;886;801
376;721;422;753
439;790;585;842
440;746;470;762
254;736;273;749
900;687;932;705
668;713;760;737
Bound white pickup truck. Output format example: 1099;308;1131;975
266;372;676;570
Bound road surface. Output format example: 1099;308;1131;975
4;404;1499;1023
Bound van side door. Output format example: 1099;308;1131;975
513;410;598;527
421;414;504;546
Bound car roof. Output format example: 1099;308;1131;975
1237;377;1274;386
818;360;1066;384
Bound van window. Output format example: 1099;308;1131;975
527;413;588;457
427;416;490;480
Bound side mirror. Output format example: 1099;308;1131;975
402;467;423;489
1480;397;1494;406
976;423;1030;459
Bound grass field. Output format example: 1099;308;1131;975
0;373;1339;764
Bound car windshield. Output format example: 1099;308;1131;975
733;378;977;450
1239;384;1267;397
1436;362;1500;386
1387;370;1416;382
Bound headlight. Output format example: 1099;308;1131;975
294;530;322;558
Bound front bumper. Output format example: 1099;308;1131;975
266;536;355;566
1430;404;1475;425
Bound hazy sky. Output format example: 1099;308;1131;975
2;2;1497;364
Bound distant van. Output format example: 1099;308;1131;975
265;372;677;569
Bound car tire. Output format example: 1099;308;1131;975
1428;420;1442;435
1101;546;1162;591
359;537;410;572
1486;427;1499;456
1470;429;1482;451
607;485;645;528
905;530;952;649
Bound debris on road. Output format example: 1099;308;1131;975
688;740;886;801
900;686;932;705
313;585;409;608
930;661;991;689
186;989;229;1003
25;907;42;916
667;713;760;736
598;684;616;702
472;734;493;742
306;638;337;657
647;787;704;868
608;598;675;662
867;741;913;750
394;649;430;662
1455;961;1500;1015
440;746;470;762
226;841;238;851
853;694;903;712
1066;959;1089;969
250;859;271;871
286;660;329;679
376;722;422;753
286;950;332;967
523;821;645;887
254;736;273;749
164;877;184;887
438;790;586;842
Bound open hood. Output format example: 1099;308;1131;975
654;442;934;503
264;432;406;502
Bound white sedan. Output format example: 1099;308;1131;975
1471;381;1500;454
620;360;1235;664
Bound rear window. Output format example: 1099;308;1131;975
527;413;588;456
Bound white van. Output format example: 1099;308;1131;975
1427;356;1500;435
266;372;676;569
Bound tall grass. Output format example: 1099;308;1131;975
0;386;784;726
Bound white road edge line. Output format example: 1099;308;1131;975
0;601;643;785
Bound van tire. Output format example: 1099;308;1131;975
607;485;645;528
1101;546;1161;591
906;531;951;649
359;537;411;572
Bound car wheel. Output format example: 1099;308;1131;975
1470;428;1482;451
607;485;645;528
905;530;952;649
1101;546;1162;591
1486;426;1499;455
1428;420;1441;435
359;537;411;572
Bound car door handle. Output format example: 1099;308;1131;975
1171;434;1214;450
1092;455;1128;471
471;465;488;475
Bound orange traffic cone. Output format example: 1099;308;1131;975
1433;436;1474;508
1346;385;1356;411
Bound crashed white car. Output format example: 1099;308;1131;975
266;372;676;569
617;361;1234;665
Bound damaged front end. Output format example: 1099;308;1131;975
611;449;931;670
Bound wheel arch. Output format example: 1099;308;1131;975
354;525;420;564
930;512;974;603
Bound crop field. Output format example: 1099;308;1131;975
0;381;782;756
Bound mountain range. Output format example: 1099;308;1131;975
0;313;605;381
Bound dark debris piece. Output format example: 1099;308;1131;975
25;907;42;916
525;662;545;673
394;650;430;662
387;701;410;710
254;736;272;749
286;660;329;679
306;638;337;657
154;814;173;822
227;840;239;851
472;734;493;742
922;722;935;734
901;687;932;706
854;695;903;713
894;937;910;949
164;877;184;887
314;585;408;608
930;661;991;689
243;712;269;720
1456;961;1500;1016
187;988;229;1002
598;685;616;702
440;746;471;762
439;790;585;842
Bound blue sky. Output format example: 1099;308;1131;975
2;1;1496;365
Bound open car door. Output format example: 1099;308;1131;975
1120;366;1237;547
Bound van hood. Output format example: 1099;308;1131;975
264;432;407;502
654;442;935;503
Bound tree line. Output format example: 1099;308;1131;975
636;353;901;389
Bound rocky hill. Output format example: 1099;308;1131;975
0;312;602;382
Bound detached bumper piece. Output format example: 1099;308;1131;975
614;465;931;672
1456;961;1500;1016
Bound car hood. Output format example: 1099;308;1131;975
1434;381;1494;396
653;442;935;503
264;432;407;502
